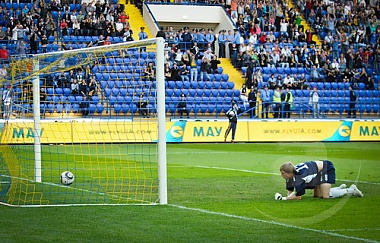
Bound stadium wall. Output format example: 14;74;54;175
2;120;379;144
143;3;235;36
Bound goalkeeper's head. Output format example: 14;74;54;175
280;162;295;179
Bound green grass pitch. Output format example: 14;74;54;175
0;142;379;243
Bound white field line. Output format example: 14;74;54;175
169;204;380;243
327;228;380;232
184;165;380;186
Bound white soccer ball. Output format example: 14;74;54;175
60;171;75;185
227;110;235;117
275;192;282;200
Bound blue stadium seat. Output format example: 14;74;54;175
188;89;196;97
322;82;330;90
203;89;211;97
96;104;104;113
111;104;120;114
214;74;222;82
226;82;234;89
221;74;229;81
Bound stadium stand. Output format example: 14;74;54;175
0;0;379;119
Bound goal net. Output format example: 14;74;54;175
0;38;167;207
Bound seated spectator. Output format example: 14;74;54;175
364;76;375;90
208;55;220;74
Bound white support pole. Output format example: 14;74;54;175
32;59;42;183
156;37;168;205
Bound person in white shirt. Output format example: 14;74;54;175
309;87;320;118
248;33;258;45
281;45;292;58
280;19;289;37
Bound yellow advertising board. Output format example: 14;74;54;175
179;121;249;142
1;121;158;144
350;121;380;141
247;121;349;142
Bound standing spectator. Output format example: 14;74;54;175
189;53;198;82
248;86;257;118
218;29;227;58
0;46;9;61
138;26;148;52
71;79;79;95
0;27;6;40
80;95;90;116
16;41;27;57
347;86;357;119
200;57;211;81
59;20;69;36
170;63;181;81
272;86;281;118
88;76;98;97
156;26;166;39
144;61;156;81
260;85;271;119
138;94;148;117
309;87;320;118
224;100;241;143
177;94;189;118
179;64;189;82
284;88;293;118
29;30;38;55
373;48;380;75
40;34;48;53
239;83;249;108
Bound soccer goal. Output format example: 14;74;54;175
0;37;167;207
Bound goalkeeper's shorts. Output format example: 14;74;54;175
320;160;336;184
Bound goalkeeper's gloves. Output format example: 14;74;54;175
275;192;296;200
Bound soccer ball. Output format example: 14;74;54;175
60;171;75;185
227;110;235;117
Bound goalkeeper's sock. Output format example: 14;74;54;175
330;188;351;198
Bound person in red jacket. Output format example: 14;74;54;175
0;46;9;60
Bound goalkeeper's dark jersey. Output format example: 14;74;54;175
285;161;320;196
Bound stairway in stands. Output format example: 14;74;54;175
219;58;245;90
123;2;153;39
122;1;244;93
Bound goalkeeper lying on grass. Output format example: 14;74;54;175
275;160;363;200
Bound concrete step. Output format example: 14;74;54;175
218;58;245;90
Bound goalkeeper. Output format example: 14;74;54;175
224;100;241;143
276;160;363;200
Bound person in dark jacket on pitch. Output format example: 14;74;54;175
224;100;242;143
